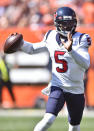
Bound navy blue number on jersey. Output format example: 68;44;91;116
54;51;68;73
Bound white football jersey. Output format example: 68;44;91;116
22;30;91;94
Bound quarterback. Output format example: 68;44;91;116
20;7;91;131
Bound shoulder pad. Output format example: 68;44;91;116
79;33;91;48
45;30;52;40
43;30;52;42
79;33;85;44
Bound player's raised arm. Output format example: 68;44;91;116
21;30;51;54
4;32;48;54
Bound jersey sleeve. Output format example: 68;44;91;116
69;48;90;70
21;30;52;54
20;33;49;54
79;33;91;48
69;33;91;70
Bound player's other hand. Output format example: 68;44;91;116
62;32;73;52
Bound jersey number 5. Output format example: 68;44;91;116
54;51;68;73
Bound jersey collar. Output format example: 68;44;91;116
56;33;68;46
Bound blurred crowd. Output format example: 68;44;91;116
0;0;94;30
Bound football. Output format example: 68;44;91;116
4;33;23;54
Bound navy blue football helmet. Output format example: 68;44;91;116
54;7;77;37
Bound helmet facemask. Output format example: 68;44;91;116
55;19;77;37
56;20;77;37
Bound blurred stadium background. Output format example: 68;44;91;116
0;0;94;130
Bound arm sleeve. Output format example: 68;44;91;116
20;31;50;54
21;41;47;54
69;48;90;69
69;34;91;69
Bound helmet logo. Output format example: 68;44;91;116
54;12;57;19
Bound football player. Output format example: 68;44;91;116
20;7;91;131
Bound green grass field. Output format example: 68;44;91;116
0;116;94;131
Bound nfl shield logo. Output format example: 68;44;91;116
54;12;57;19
